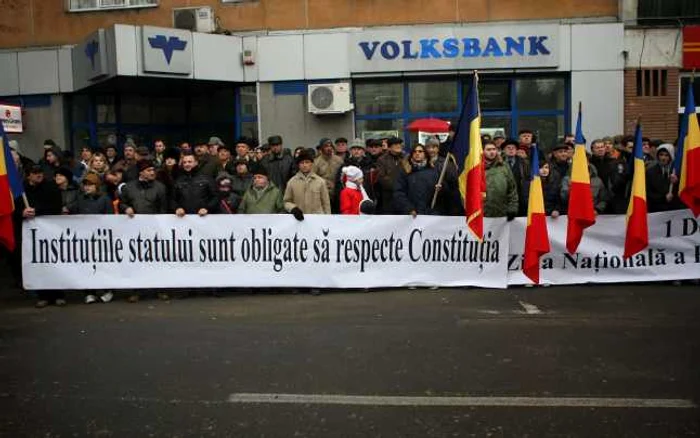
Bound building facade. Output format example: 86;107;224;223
0;0;695;160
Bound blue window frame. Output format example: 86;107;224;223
354;74;570;150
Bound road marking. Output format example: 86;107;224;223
519;300;543;315
227;393;697;409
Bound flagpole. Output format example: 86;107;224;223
670;71;695;196
22;193;30;210
431;152;451;209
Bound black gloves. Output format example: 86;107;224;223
291;207;305;221
506;213;516;222
359;200;376;215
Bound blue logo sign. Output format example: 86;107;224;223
148;35;187;65
85;40;99;70
358;36;550;61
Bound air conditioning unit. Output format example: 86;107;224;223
173;6;215;33
308;83;354;114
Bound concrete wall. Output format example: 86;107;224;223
624;28;683;68
0;0;619;49
570;23;625;141
7;95;68;162
258;83;354;149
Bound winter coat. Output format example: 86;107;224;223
376;152;404;214
171;167;218;214
196;155;219;179
340;185;364;215
119;179;168;214
215;192;241;214
313;154;344;199
239;183;285;214
231;174;253;198
503;155;530;216
432;155;463;216
393;162;445;215
59;184;79;214
122;163;139;183
283;172;331;214
484;160;518;218
14;180;62;219
73;192;112;215
646;163;684;212
261;150;294;192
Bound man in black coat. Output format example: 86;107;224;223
646;144;684;212
12;165;63;307
172;153;218;216
261;135;294;193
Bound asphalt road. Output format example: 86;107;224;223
1;277;699;437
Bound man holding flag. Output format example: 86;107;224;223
450;72;486;239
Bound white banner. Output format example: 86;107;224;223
1;104;22;133
22;215;510;290
507;210;700;285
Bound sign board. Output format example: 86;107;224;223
0;104;22;133
142;26;193;75
349;24;559;73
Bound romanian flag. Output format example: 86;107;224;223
624;121;648;259
566;104;596;254
0;122;24;251
452;72;485;240
676;82;700;216
523;146;550;284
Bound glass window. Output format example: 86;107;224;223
120;95;150;124
517;115;565;150
480;80;511;111
240;85;257;118
679;77;700;110
72;128;91;151
96;95;116;124
516;78;565;111
71;95;91;124
211;88;236;123
240;121;259;140
355;82;403;115
356;119;404;141
481;116;512;140
152;97;186;124
190;95;212;124
408;81;458;114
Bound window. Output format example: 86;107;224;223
355;82;403;115
67;0;158;12
408;81;458;113
678;76;700;113
636;69;668;97
638;0;700;25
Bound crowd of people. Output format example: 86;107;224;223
4;128;687;307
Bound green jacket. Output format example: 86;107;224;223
484;160;519;218
239;183;284;214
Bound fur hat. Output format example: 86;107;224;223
54;167;73;182
82;173;101;187
137;159;154;172
250;164;269;178
296;149;315;164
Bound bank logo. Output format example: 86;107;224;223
85;40;99;70
148;35;187;65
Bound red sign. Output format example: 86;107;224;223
683;26;700;69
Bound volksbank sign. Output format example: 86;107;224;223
349;24;559;73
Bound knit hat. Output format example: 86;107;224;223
54;167;73;182
349;138;365;150
657;144;675;161
137;159;154;172
216;172;233;185
317;137;333;149
82;173;101;187
341;165;363;183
